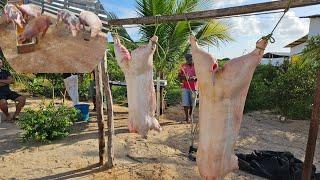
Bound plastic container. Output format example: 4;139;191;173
74;103;90;121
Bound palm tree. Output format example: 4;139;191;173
136;0;232;79
301;35;320;180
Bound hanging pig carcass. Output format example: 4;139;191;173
113;35;162;138
190;35;268;179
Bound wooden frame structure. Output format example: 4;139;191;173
27;0;115;167
1;0;319;179
105;1;320;179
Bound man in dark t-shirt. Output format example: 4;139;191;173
0;59;26;121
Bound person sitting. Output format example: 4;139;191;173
0;59;26;121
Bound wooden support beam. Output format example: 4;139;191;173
302;68;320;180
95;62;106;166
108;0;320;26
101;47;115;168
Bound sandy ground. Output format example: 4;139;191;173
0;97;319;180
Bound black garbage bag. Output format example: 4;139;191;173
236;150;319;180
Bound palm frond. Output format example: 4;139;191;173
195;20;233;47
136;0;232;76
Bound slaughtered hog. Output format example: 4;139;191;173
190;35;268;180
113;34;162;138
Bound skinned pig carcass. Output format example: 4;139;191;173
190;35;268;180
113;35;162;138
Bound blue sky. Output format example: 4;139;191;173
101;0;320;59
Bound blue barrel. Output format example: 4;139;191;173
74;103;90;121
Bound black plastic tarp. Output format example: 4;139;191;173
236;151;319;180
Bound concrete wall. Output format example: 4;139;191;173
309;17;320;37
289;17;320;56
290;42;307;56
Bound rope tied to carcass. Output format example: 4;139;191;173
151;15;167;65
183;16;200;160
256;0;293;50
184;14;194;36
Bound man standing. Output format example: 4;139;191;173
178;54;197;123
0;59;26;121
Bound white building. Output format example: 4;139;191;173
261;52;290;66
284;14;320;57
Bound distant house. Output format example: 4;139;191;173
284;14;320;57
261;52;290;66
284;35;308;56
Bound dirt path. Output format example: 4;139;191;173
0;98;319;179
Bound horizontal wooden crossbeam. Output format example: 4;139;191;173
108;0;320;26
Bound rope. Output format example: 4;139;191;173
184;14;194;36
262;0;293;44
153;15;160;36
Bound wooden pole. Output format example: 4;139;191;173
101;47;115;168
108;0;320;26
95;62;106;166
156;75;161;119
302;68;320;180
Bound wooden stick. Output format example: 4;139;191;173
95;62;106;166
108;0;320;26
156;75;161;119
302;68;320;180
101;48;115;168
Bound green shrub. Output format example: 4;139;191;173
165;88;181;106
17;103;79;142
107;58;125;82
112;86;127;104
245;64;281;112
26;77;52;96
271;65;316;119
79;74;91;100
25;74;92;100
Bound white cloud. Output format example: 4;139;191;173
225;16;264;37
274;11;309;41
210;10;310;58
212;0;248;9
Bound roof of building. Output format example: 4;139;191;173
263;52;290;58
284;35;308;48
300;14;320;18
